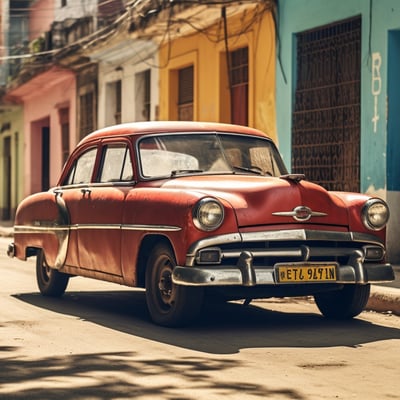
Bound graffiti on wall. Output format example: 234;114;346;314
372;52;382;133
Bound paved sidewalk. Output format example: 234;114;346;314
0;222;13;237
1;223;399;316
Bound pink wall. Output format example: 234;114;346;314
29;0;54;41
22;69;76;195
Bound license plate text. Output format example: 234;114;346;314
277;265;337;283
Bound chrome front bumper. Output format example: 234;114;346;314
172;229;395;287
7;242;15;258
172;252;394;287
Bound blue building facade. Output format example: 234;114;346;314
276;0;400;262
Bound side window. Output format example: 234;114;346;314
99;145;134;182
65;148;97;185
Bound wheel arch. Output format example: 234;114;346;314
26;246;40;258
136;234;176;288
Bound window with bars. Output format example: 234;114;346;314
292;17;361;192
105;80;122;126
59;107;70;165
135;69;151;121
115;80;122;124
178;66;193;121
79;91;95;139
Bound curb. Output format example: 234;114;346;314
367;285;400;316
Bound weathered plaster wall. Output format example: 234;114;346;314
276;0;400;261
29;0;54;41
54;0;97;21
96;42;159;128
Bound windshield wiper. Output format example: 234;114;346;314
280;173;305;182
171;169;204;177
231;165;264;175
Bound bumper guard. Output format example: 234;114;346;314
172;250;394;287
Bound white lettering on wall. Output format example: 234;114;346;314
371;52;382;133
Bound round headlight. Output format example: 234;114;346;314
362;198;390;231
193;198;224;231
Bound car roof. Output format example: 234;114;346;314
78;121;270;146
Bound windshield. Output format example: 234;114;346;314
138;133;287;179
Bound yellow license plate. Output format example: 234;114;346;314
277;264;337;283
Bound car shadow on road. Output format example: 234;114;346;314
12;289;400;355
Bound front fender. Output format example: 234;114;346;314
123;188;238;265
331;192;387;242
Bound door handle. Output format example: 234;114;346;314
80;188;92;196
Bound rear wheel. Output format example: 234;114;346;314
145;243;204;327
314;284;370;319
36;250;69;297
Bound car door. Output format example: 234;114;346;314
61;141;134;277
58;145;98;269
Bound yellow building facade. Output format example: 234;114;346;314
0;106;24;220
158;4;277;142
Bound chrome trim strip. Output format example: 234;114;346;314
221;248;303;258
240;229;384;245
187;233;242;254
69;224;121;231
123;224;181;232
15;219;180;269
15;223;181;234
219;247;369;259
69;223;181;232
14;225;69;232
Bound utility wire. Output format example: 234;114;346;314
1;0;273;65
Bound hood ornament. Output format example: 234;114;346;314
272;206;327;221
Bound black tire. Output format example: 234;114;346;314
145;243;204;327
314;284;370;319
36;250;69;297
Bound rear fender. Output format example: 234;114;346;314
14;190;70;269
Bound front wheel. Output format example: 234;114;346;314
145;243;204;327
314;284;370;319
36;250;69;297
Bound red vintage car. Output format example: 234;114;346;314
8;121;394;326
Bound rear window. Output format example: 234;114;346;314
64;147;97;185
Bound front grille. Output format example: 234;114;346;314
214;240;366;267
188;230;385;268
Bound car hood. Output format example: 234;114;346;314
162;175;349;228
